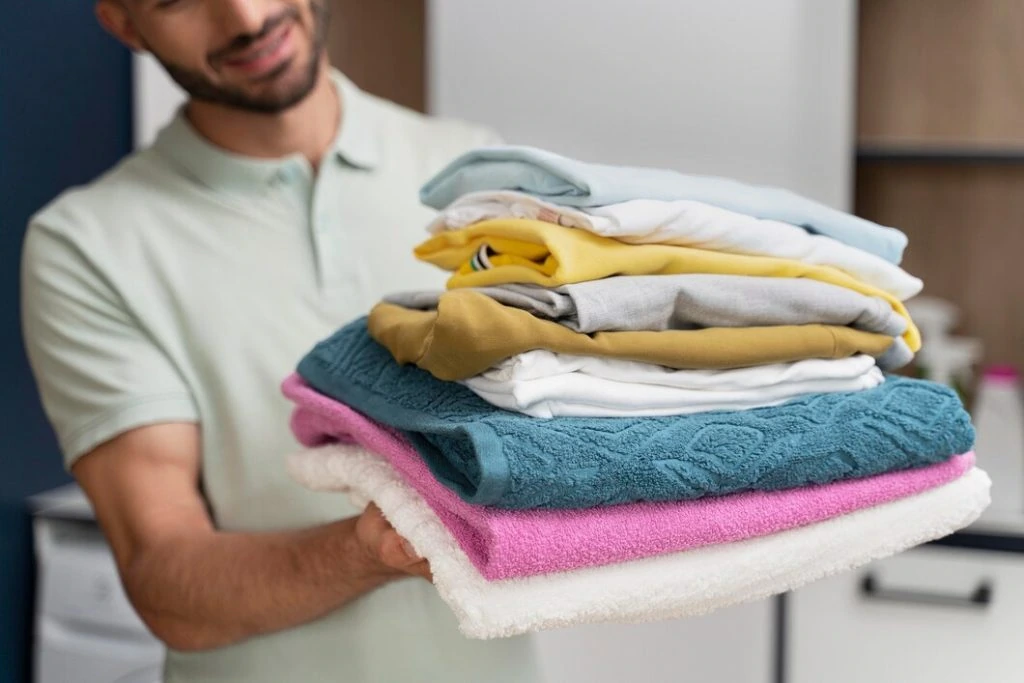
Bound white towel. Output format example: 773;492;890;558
288;444;990;640
463;353;885;418
427;190;923;301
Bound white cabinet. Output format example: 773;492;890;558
790;545;1024;683
31;485;164;683
537;602;772;683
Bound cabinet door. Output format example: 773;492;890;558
536;601;772;683
790;546;1024;683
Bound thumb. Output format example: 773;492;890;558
379;530;422;568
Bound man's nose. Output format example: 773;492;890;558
210;0;271;38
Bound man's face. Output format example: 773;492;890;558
108;0;330;114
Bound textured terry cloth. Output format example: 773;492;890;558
385;274;908;337
417;146;908;263
462;366;885;418
427;191;922;299
295;318;975;509
413;219;921;352
287;444;989;638
368;292;912;381
282;375;975;579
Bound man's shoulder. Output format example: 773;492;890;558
30;148;182;244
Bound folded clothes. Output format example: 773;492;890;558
469;352;887;417
369;291;912;380
295;319;975;509
413;219;920;351
283;375;974;579
287;444;989;638
427;191;922;299
385;274;908;337
483;351;881;387
418;146;908;263
463;365;885;418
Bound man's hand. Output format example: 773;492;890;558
73;423;431;652
355;503;432;581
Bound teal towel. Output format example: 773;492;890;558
296;319;974;509
419;145;908;264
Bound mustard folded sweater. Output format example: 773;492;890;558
414;218;921;351
368;291;897;382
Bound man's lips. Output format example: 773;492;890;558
222;23;294;76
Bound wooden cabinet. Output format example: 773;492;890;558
855;0;1024;372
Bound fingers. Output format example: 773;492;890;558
378;529;421;569
355;502;392;541
356;503;432;580
407;559;433;582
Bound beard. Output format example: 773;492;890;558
156;1;330;114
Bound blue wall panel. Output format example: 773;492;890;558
0;1;133;680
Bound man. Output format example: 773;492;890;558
21;1;542;681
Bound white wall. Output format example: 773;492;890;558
429;0;856;210
133;53;185;149
429;2;857;682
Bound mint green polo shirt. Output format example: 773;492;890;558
21;71;541;683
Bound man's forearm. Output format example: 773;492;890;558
123;517;394;651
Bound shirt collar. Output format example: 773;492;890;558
153;69;380;194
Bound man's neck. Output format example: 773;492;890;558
185;58;340;168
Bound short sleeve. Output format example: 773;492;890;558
21;221;199;468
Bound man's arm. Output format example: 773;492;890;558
73;422;428;652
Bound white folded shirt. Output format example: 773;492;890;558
288;444;990;640
427;190;923;301
463;353;885;418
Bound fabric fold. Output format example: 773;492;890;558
287;443;989;638
385;274;908;337
283;374;975;579
412;219;920;351
294;319;975;509
368;291;910;381
427;191;922;299
418;145;908;263
462;366;885;418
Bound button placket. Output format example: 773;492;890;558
310;165;343;292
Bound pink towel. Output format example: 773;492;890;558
283;374;975;580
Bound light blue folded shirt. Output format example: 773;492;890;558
420;146;908;264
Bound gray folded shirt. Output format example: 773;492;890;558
385;274;909;336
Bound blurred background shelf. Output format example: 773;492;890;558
857;144;1024;163
855;0;1024;374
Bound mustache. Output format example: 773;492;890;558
208;7;301;65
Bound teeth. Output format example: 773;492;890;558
239;30;285;63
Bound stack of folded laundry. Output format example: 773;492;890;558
283;146;990;639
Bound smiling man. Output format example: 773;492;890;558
20;1;541;682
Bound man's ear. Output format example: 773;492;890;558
96;1;145;52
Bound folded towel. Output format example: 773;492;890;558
413;219;920;351
287;444;989;638
368;292;912;380
418;146;907;263
295;320;975;509
385;274;908;337
283;375;975;579
427;191;922;299
463;365;885;418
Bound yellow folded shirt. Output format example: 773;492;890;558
414;218;921;352
368;291;897;382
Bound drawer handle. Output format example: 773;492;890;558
860;573;993;609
